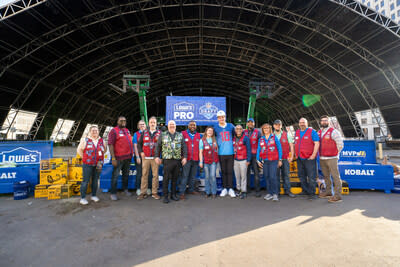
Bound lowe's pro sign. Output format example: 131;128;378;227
0;141;53;165
166;96;226;126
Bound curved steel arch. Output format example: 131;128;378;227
1;0;398;138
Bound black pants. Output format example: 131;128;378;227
111;158;130;194
219;155;234;189
163;159;181;197
247;154;260;192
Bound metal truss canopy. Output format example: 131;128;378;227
0;0;400;140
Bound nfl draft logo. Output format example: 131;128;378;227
199;102;218;119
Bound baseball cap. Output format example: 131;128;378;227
247;118;255;123
273;119;282;125
216;110;226;117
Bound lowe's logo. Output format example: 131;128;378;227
341;150;366;157
0;147;41;164
199;102;218;119
344;169;375;176
173;102;195;120
0;172;17;179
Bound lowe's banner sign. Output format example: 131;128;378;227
0;141;53;165
166;96;226;126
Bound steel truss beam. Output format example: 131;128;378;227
0;0;46;21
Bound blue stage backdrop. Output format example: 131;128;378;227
166;96;226;126
0;141;53;165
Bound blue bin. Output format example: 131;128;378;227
339;140;376;164
13;180;30;200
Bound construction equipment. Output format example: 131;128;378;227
123;73;150;125
247;78;274;121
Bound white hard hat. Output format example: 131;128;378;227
216;110;226;117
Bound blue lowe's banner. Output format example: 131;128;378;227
0;141;53;165
166;96;226;126
339;140;376;164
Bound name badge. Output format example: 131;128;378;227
119;134;124;137
87;145;93;148
260;142;265;146
98;151;102;156
295;136;299;139
205;146;210;149
185;138;189;142
252;141;256;144
144;137;149;140
171;143;175;149
304;136;309;139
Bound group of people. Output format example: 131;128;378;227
77;111;344;205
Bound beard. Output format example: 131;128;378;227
321;124;329;128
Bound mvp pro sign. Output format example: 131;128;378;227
166;96;226;126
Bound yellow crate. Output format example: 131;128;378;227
34;185;49;198
40;170;68;185
69;157;83;166
48;184;72;200
68;166;83;181
40;158;65;170
68;180;91;196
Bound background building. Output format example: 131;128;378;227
359;0;400;23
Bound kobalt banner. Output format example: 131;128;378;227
166;96;226;126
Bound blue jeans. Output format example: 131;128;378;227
263;160;279;195
204;163;217;195
277;159;291;193
111;158;130;194
81;164;99;198
297;159;317;196
179;160;199;195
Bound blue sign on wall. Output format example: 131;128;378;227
166;96;226;126
0;141;53;165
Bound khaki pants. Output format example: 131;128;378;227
234;160;248;192
140;158;159;195
320;158;342;196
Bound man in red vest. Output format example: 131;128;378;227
318;115;344;203
179;121;202;199
273;120;295;198
133;120;151;196
108;116;134;201
244;118;262;197
294;118;320;200
137;116;161;200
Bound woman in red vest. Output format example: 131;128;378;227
257;123;282;202
77;125;106;205
199;126;219;198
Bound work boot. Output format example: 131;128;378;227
124;190;132;197
163;197;170;204
171;194;180;201
328;195;342;203
319;191;332;199
137;194;146;200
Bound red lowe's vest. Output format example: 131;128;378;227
318;127;339;157
244;128;260;154
202;139;219;164
112;127;133;158
279;131;290;160
83;138;105;165
294;128;315;159
142;130;161;157
233;135;247;160
182;130;201;161
258;135;279;161
135;131;142;143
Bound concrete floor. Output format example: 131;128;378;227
0;191;399;267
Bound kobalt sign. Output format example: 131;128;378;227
0;147;41;165
344;169;375;176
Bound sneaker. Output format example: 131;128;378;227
272;194;279;202
328;195;343;203
228;188;236;198
152;194;161;200
147;189;151;195
239;193;244;199
264;194;273;200
110;194;118;201
136;189;141;196
163;197;170;204
286;192;296;198
80;198;88;205
90;196;100;202
125;190;132;197
220;188;228;197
